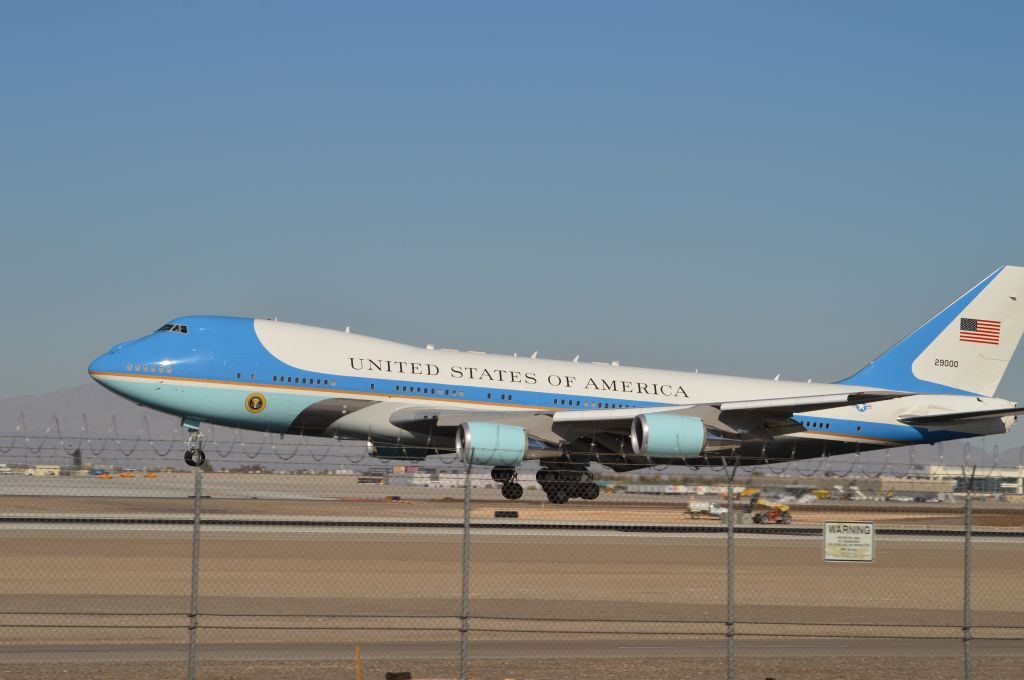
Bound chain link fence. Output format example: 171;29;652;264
1;415;1024;679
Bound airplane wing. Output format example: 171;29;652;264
897;406;1024;426
552;391;907;425
390;390;911;444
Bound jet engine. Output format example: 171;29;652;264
630;413;736;457
455;421;529;466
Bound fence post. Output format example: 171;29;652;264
726;459;738;680
962;464;975;680
187;467;203;680
459;461;472;680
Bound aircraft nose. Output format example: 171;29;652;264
89;343;127;381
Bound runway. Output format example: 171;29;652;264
3;638;1024;663
2;472;1023;530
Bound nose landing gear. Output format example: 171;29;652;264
492;467;524;500
183;424;206;467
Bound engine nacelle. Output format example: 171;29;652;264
455;421;528;466
630;413;708;457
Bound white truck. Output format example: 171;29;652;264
688;500;727;519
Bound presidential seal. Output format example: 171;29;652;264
245;393;267;413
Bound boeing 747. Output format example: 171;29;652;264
89;266;1024;503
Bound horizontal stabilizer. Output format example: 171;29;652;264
898;406;1024;426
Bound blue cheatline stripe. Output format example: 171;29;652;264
94;370;673;413
837;268;1003;396
790;413;976;445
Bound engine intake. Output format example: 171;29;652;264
455;422;528;466
631;413;711;458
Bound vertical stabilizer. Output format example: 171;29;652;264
840;266;1024;397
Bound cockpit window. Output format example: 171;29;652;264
156;323;189;334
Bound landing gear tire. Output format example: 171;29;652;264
546;485;570;505
184;426;206;468
581;482;600;501
501;482;524;500
185;449;206;467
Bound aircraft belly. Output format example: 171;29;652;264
326;400;436;444
286;397;376;435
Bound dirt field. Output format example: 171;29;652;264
1;522;1022;678
1;477;1022;678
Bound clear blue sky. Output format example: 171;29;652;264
1;2;1022;445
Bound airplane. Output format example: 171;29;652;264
88;266;1024;504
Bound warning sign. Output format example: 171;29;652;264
823;521;875;563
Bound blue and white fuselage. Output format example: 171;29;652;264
89;267;1024;500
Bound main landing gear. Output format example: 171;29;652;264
184;427;206;467
492;467;524;500
489;465;601;504
536;467;600;505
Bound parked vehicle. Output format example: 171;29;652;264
688;501;727;519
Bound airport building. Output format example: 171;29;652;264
919;465;1024;495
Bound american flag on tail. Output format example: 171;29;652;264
960;318;1000;345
